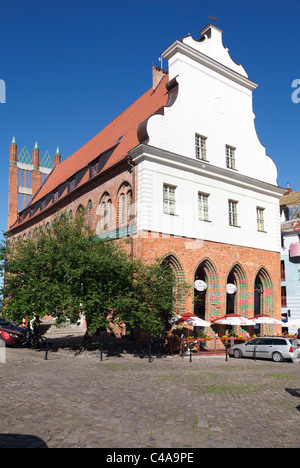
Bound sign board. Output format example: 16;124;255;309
194;280;207;292
226;283;237;294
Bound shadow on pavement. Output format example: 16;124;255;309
0;434;48;448
285;388;300;412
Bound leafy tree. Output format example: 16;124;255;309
0;211;190;336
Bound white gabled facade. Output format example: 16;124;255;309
130;24;284;251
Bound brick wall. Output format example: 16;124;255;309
132;233;281;323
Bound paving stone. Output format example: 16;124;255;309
0;347;300;448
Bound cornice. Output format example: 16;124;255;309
129;144;286;198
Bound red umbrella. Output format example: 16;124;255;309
211;313;254;326
248;314;283;325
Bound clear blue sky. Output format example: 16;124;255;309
1;0;300;240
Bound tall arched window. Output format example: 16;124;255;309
119;193;126;226
117;182;132;228
87;200;93;228
98;192;112;232
76;204;84;217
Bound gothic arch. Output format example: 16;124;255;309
225;262;248;316
161;253;186;313
194;258;220;322
254;266;274;316
117;182;132;227
98;192;113;233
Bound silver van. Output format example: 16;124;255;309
229;337;295;362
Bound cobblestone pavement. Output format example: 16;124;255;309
0;346;299;448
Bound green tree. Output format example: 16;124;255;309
0;211;190;335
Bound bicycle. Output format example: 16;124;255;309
26;324;51;351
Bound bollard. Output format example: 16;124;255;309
189;345;192;363
44;342;49;361
148;341;152;363
253;346;257;361
100;342;103;361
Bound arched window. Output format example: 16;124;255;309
98;192;112;232
127;190;132;222
119;193;126;226
117;182;132;227
87;200;93;228
76;205;84;217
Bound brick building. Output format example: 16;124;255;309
7;24;285;336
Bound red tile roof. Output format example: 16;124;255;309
13;74;169;228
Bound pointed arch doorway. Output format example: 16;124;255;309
225;263;248;317
194;259;219;322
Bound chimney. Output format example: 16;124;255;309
152;66;167;90
283;183;292;196
54;146;61;168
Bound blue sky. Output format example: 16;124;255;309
0;0;300;239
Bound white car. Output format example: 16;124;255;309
229;336;296;362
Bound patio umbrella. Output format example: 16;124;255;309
168;313;182;324
172;312;211;330
176;313;210;326
284;319;300;329
186;317;211;327
248;314;284;325
211;313;254;326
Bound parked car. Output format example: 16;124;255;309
0;317;27;346
229;336;295;362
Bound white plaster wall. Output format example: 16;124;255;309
136;157;281;252
147;26;278;186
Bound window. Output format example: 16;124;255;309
53;190;59;202
91;162;98;178
99;193;112;231
281;260;286;281
163;184;176;215
195;134;207;161
119;193;126;225
226;145;236;169
87;200;93;228
228;200;238;226
198;193;209;221
41;199;46;210
257;207;265;231
281;286;287;306
69;177;76;192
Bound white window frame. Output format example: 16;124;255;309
195;134;207;161
257;207;265;232
228;199;238;226
226;145;236;170
163;184;176;215
198;192;209;221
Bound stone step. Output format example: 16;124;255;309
41;320;86;338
